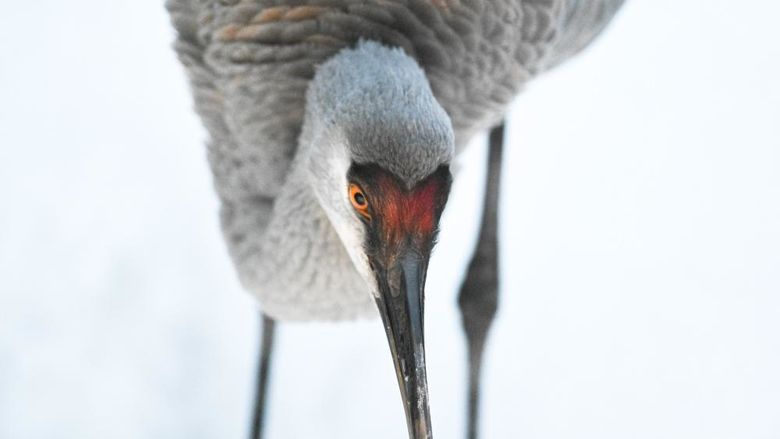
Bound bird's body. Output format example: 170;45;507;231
168;0;623;320
167;1;624;437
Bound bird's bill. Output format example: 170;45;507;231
373;250;433;439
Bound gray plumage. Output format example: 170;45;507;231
166;0;625;320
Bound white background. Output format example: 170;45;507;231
1;1;778;438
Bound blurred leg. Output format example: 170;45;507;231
250;314;276;439
457;122;504;439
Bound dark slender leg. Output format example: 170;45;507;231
250;314;276;439
457;122;505;439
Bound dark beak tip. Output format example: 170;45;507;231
373;250;434;439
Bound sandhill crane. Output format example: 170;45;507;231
166;1;624;438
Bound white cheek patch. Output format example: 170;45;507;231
306;141;380;299
325;204;380;299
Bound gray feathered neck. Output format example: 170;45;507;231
305;40;454;187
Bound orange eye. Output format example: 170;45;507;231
349;183;371;220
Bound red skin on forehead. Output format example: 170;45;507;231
373;173;441;247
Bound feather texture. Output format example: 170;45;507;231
166;0;624;320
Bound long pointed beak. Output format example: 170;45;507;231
373;251;433;439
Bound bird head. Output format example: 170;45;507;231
301;41;455;439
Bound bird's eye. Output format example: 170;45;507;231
349;183;371;220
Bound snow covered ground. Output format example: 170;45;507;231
1;1;779;438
